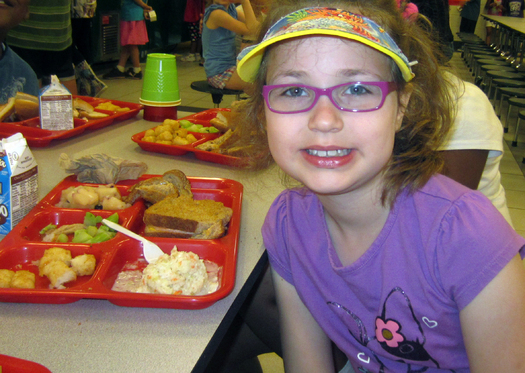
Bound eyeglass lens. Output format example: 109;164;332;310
267;83;388;113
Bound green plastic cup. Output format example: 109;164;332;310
140;53;180;104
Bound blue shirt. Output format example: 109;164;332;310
202;4;237;78
0;44;39;104
121;0;147;21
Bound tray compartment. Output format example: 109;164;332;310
0;174;243;309
0;242;106;304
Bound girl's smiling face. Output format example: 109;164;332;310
264;36;409;198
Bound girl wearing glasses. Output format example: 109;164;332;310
233;1;525;372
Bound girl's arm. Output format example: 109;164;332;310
207;0;259;36
460;254;525;372
272;269;335;373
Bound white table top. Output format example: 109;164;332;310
0;112;284;373
482;14;525;34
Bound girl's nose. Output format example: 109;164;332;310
307;95;344;133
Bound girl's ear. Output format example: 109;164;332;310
395;84;412;131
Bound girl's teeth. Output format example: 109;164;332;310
306;149;350;157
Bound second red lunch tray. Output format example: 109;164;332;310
131;109;248;167
0;96;143;147
0;174;243;309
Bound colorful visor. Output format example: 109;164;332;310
237;7;416;83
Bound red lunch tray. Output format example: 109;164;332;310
0;174;243;310
131;108;249;167
0;354;52;373
0;96;143;147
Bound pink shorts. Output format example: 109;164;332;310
207;66;236;89
120;20;149;46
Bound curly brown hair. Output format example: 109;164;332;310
233;0;456;207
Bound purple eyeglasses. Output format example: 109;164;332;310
262;81;398;114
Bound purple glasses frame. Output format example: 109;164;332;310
262;81;398;114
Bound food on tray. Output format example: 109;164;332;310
38;247;72;276
38;247;96;289
0;97;15;122
112;246;219;295
59;153;148;184
141;119;202;146
138;247;218;295
95;101;130;112
10;270;36;289
144;195;232;239
0;269;15;288
42;261;77;289
125;169;193;205
0;269;36;289
56;184;129;209
40;212;119;243
71;254;97;276
14;92;40;121
72;98;110;120
0;93;40;122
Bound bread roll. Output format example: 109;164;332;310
14;92;39;121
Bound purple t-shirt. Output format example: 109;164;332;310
263;174;524;372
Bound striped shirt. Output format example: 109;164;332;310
6;0;72;52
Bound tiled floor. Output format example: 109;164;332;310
95;46;525;373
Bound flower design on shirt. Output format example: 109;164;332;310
375;317;405;348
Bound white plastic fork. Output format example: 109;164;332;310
102;219;164;263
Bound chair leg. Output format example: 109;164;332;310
504;101;514;132
211;93;224;108
514;117;522;146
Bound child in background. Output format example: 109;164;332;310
103;0;153;80
0;0;38;102
180;0;205;62
235;0;525;371
202;0;259;90
484;0;504;45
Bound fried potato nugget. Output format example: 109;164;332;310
39;247;72;276
42;261;76;289
10;270;35;289
0;269;15;288
71;254;96;276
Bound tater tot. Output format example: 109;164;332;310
172;136;190;146
157;131;173;141
154;125;171;136
155;140;172;145
43;261;77;289
39;248;72;276
186;134;198;144
142;136;156;142
144;129;155;137
0;269;15;288
165;119;180;130
175;128;188;137
10;270;35;289
71;254;97;276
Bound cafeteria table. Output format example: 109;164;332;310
0;111;285;373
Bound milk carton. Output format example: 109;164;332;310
39;75;74;131
0;133;38;236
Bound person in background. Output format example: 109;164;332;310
7;0;78;94
103;0;153;80
412;0;455;62
459;0;481;33
71;0;107;97
484;0;504;45
233;0;525;371
202;0;259;91
180;0;205;62
0;0;39;103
